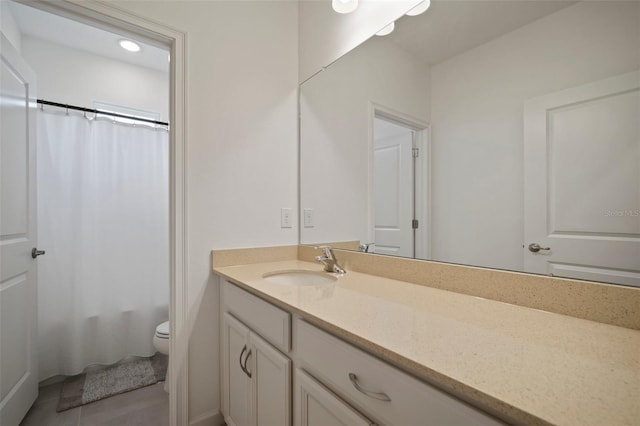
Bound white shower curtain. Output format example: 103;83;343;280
37;111;169;380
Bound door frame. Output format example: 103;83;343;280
368;102;430;259
15;1;188;424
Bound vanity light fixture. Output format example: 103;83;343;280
332;0;358;14
376;22;395;36
406;0;431;16
119;39;141;52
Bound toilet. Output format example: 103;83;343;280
153;321;170;392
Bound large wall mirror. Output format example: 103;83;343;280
299;0;640;287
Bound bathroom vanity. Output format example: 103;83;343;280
219;276;502;426
212;248;640;426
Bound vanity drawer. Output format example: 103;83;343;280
222;280;291;352
296;320;503;426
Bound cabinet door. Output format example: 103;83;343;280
296;370;373;426
249;332;292;426
222;313;252;426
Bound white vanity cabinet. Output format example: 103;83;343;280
219;279;504;426
221;282;292;426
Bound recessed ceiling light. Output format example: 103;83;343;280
376;22;395;36
406;0;431;16
119;39;141;52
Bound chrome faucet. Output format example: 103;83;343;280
359;242;373;253
315;246;346;274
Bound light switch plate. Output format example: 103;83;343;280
303;208;314;228
281;208;292;228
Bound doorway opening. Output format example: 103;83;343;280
370;106;429;259
1;1;186;425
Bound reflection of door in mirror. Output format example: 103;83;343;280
524;71;640;287
373;117;415;257
365;108;430;259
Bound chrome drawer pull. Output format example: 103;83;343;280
348;373;391;402
243;349;252;378
239;345;249;376
238;345;252;378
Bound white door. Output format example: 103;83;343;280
373;118;414;258
0;33;39;425
524;71;640;286
222;313;251;426
249;332;291;426
295;369;373;426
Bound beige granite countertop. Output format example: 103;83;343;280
213;259;640;426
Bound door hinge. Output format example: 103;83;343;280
412;219;419;229
412;147;419;158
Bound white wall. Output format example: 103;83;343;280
429;1;640;271
1;0;22;52
108;1;299;423
21;36;169;122
298;0;421;82
300;35;429;246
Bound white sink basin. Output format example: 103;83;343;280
262;270;337;286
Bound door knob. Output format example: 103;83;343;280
528;243;550;253
31;248;45;258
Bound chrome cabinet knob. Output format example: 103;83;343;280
528;243;550;253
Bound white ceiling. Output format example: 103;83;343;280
388;0;576;65
8;1;169;73
8;0;575;76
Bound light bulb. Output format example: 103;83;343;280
406;0;431;16
375;22;395;36
119;40;141;52
332;0;358;14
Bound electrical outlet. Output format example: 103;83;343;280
281;208;292;228
303;208;314;228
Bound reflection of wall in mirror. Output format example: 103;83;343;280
300;35;430;245
429;1;639;271
299;0;423;82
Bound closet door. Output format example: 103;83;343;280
222;313;251;426
524;71;640;285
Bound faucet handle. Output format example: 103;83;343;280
314;245;346;274
314;245;333;258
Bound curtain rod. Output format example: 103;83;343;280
37;99;169;127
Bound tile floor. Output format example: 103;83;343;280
20;381;169;426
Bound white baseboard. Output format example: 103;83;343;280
188;409;223;426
